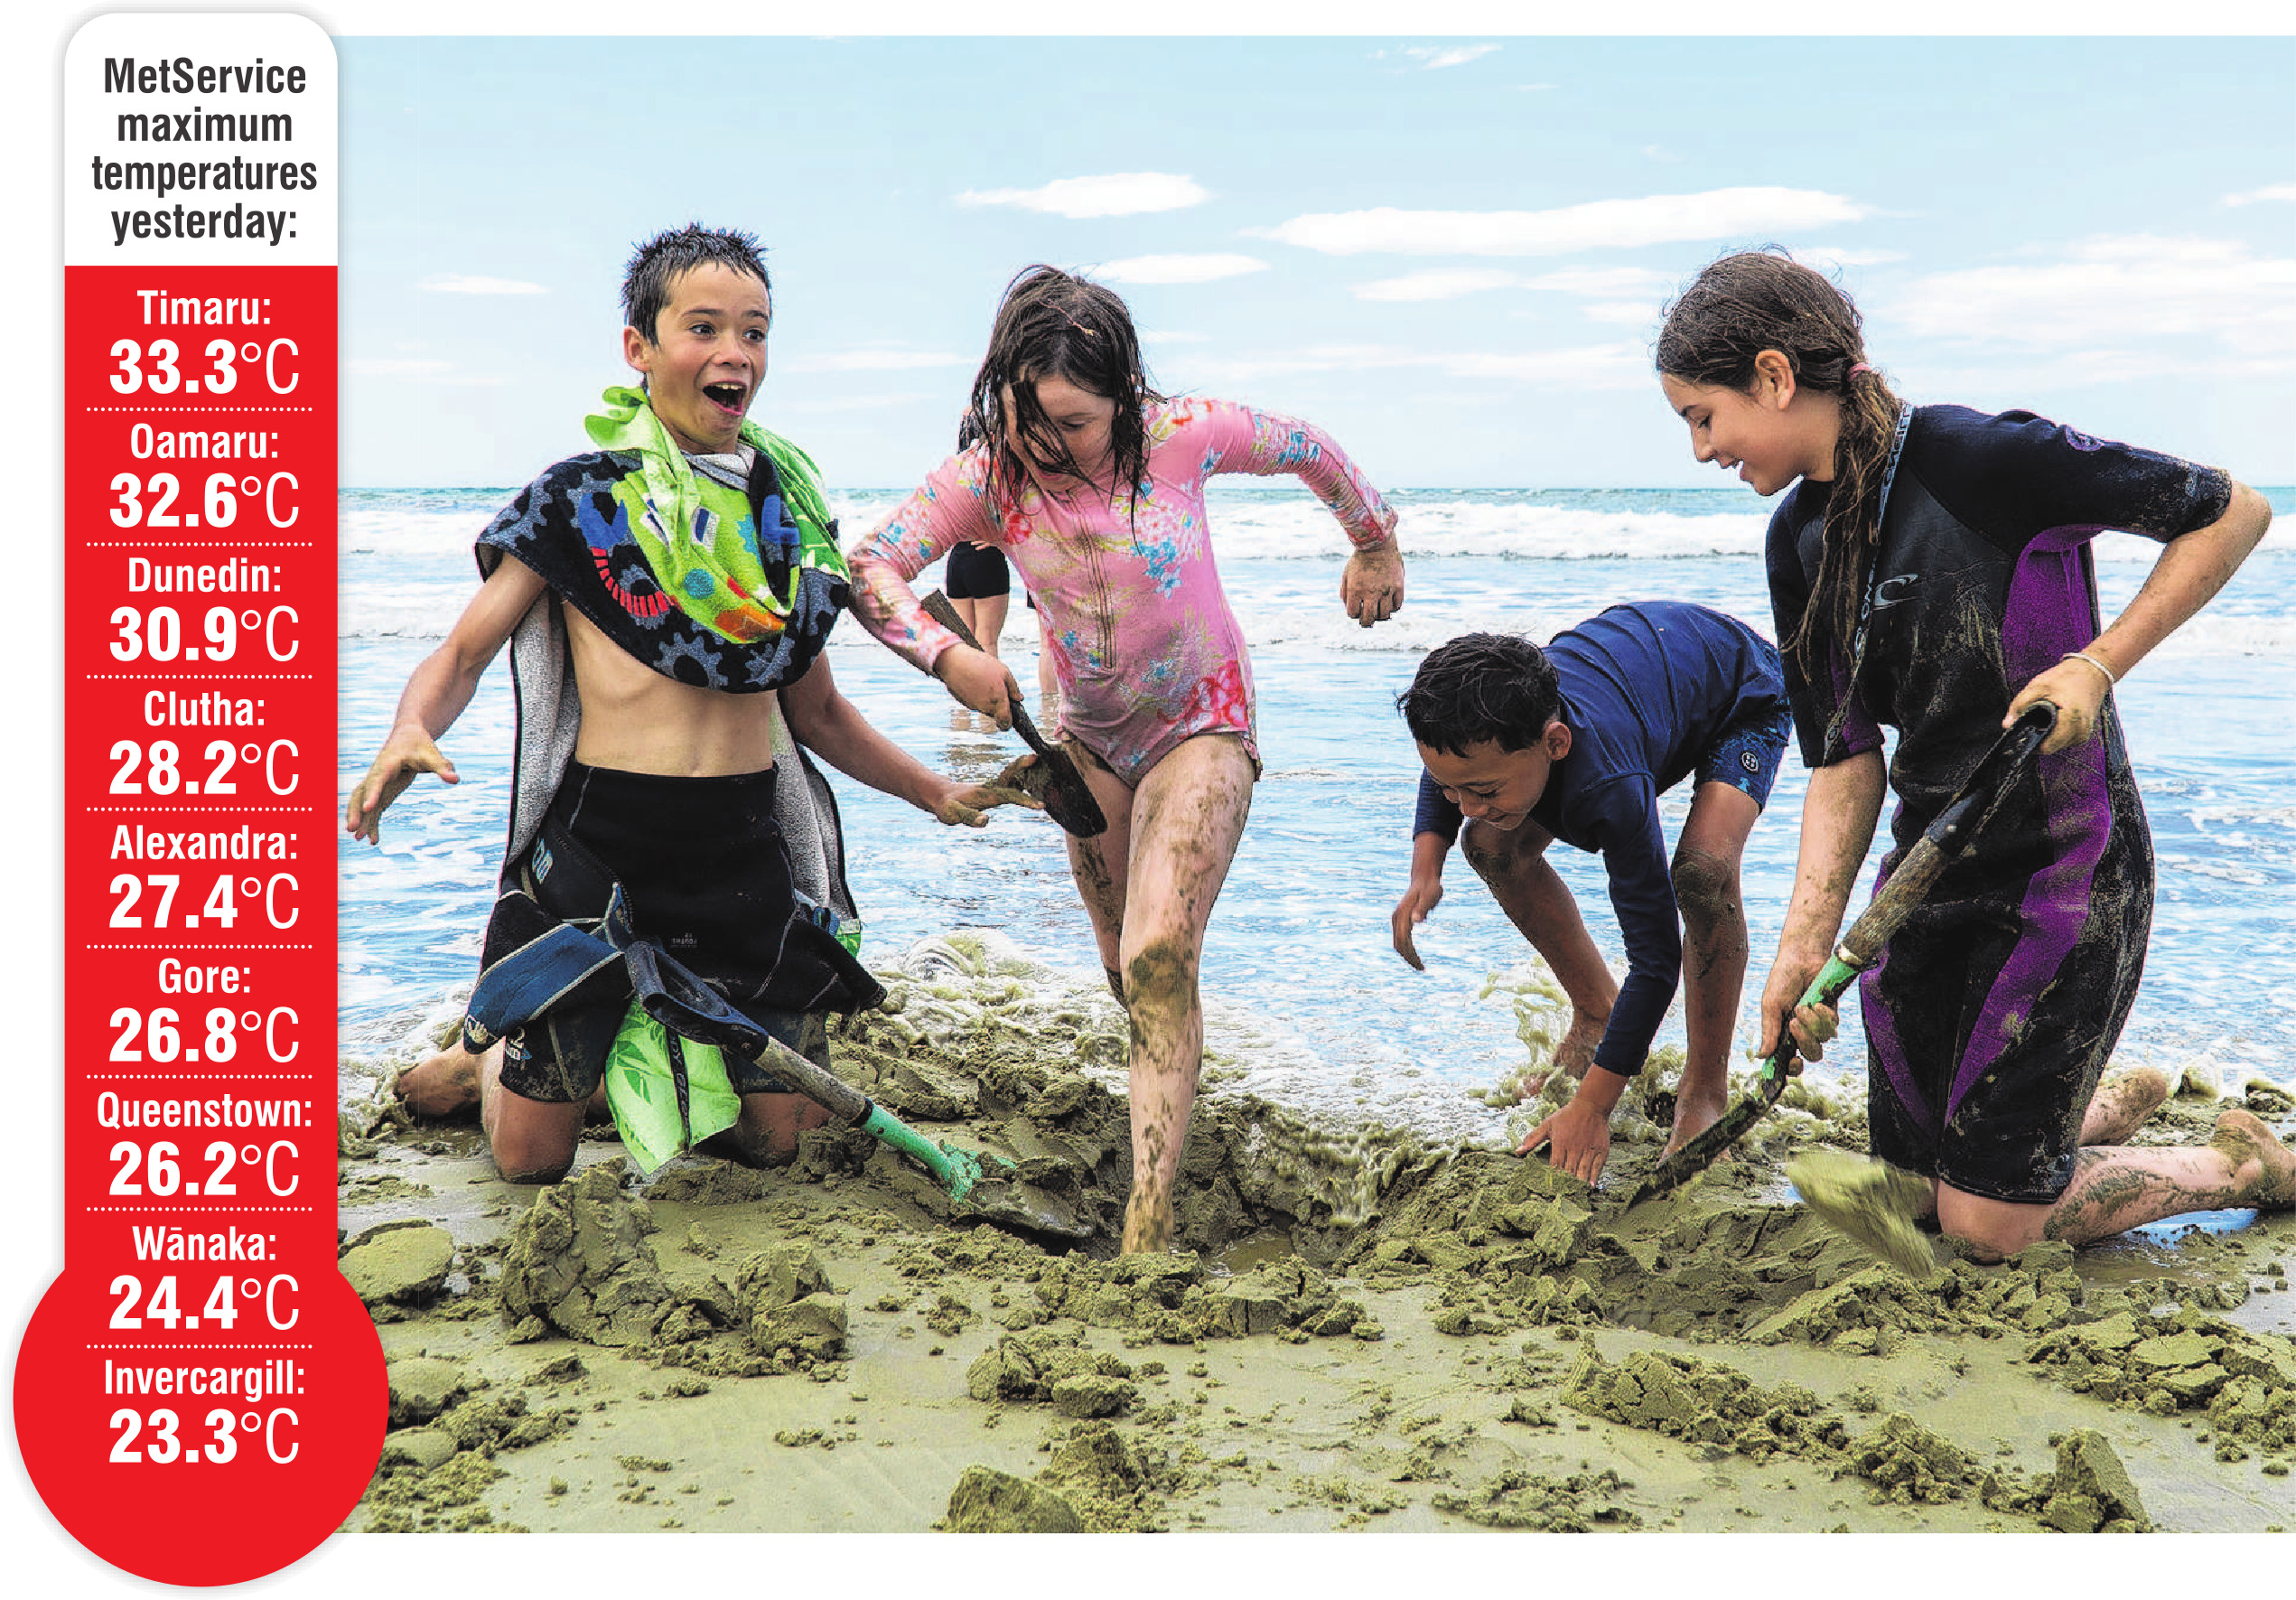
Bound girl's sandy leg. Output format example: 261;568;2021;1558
1941;1108;2296;1259
1115;735;1255;1254
1060;742;1136;980
2079;1064;2171;1146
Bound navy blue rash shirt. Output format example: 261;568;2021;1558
1411;601;1788;1078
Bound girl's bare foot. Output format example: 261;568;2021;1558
2210;1108;2296;1211
2081;1064;2171;1146
1121;1185;1175;1255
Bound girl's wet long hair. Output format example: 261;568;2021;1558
1656;249;1904;678
960;266;1162;516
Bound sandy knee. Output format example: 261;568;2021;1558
1935;1188;2043;1263
1670;847;1742;932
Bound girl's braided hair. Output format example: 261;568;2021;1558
961;266;1163;519
1656;249;1903;678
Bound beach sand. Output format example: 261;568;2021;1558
334;945;2296;1537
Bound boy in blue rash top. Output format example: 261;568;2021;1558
1394;602;1792;1184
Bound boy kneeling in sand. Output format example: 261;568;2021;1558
346;226;1030;1182
1393;603;1791;1184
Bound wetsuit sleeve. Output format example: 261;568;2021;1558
1766;493;1883;771
1413;769;1463;843
845;449;1001;673
1189;398;1399;550
1917;407;2235;553
1586;773;1682;1078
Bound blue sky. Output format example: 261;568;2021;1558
339;33;2294;491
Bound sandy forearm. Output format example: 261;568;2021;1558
779;661;946;813
1777;751;1887;960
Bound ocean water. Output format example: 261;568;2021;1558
337;482;2296;1144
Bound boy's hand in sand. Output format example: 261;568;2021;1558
1340;545;1405;628
934;642;1021;729
930;755;1047;828
346;726;458;843
1522;1078;1618;1184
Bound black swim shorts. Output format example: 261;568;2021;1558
492;763;831;1103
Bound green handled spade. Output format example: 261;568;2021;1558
621;942;1090;1240
1616;701;2060;1212
744;1029;1089;1240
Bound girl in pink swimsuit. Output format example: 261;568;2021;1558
847;266;1406;1252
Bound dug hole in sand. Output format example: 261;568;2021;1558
335;934;2296;1535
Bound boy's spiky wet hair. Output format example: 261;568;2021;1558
621;224;771;342
1396;633;1563;757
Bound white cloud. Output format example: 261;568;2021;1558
1442;344;1649;386
773;393;936;414
1354;268;1525;303
417;274;546;295
1403;44;1499;70
1352;265;1672;304
1259;186;1871;257
1889;235;2296;361
1787;246;1909;272
1582;301;1660;326
956;172;1209;219
785;349;967;373
2224;183;2296;207
1095;254;1268;285
1169;340;1649;391
348;358;504;386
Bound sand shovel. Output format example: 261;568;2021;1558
623;944;1091;1241
1617;702;2060;1212
920;589;1107;837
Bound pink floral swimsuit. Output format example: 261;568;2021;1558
846;397;1398;787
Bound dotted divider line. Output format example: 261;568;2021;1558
85;806;313;813
81;673;315;681
83;541;315;548
86;1344;319;1352
82;944;318;952
80;1204;313;1212
81;406;317;413
83;1074;319;1082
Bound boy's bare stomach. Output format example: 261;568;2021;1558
565;610;777;777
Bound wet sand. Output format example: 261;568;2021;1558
335;940;2296;1537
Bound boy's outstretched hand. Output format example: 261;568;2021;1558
1390;873;1444;969
346;728;458;844
929;754;1048;828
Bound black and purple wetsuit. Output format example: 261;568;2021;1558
1769;405;2232;1203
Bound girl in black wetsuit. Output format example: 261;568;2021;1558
1654;249;2290;1260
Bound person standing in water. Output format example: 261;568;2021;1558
846;266;1406;1252
1655;248;2289;1259
942;538;1013;730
